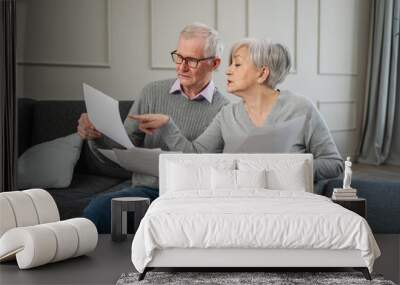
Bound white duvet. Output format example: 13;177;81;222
131;190;380;273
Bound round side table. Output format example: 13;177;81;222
111;197;150;242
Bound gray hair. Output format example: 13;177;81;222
180;22;223;58
230;38;291;88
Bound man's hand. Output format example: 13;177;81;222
77;113;102;139
128;114;170;135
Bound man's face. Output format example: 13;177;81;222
175;36;218;92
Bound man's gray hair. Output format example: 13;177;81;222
180;22;223;58
230;38;291;88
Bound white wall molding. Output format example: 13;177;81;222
317;100;357;132
247;0;298;73
17;0;111;68
150;0;217;69
245;0;249;37
317;0;361;76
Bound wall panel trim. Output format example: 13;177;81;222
246;0;298;73
17;0;111;68
317;100;357;132
317;0;360;76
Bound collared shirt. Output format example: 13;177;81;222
169;79;215;103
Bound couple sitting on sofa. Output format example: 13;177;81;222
79;22;343;233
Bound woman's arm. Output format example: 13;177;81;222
130;111;225;153
305;105;344;181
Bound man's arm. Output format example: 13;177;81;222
159;113;225;153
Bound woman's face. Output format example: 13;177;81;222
226;46;262;96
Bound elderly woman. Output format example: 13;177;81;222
131;38;343;180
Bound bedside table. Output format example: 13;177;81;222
332;198;367;218
111;197;150;242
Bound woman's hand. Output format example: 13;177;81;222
128;114;170;135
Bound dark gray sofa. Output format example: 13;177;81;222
17;98;134;220
316;175;400;234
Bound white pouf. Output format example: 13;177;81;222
0;189;98;269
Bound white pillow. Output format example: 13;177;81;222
165;159;236;192
166;162;211;191
266;167;307;191
211;169;267;191
17;133;83;189
238;159;309;192
237;169;267;188
211;169;236;190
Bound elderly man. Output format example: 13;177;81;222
78;23;229;233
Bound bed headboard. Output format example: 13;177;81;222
159;153;314;195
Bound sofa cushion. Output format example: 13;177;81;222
30;100;133;145
18;99;134;177
17;133;83;189
31;101;87;146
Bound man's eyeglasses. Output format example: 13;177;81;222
170;50;215;68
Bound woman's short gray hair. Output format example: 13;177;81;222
230;38;291;88
180;22;223;58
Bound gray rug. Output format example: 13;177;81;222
116;271;396;285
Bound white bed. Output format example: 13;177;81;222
131;154;380;280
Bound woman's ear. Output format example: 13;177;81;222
257;66;269;84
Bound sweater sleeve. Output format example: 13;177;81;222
158;111;225;153
123;84;155;147
305;104;344;181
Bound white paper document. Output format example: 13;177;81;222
83;83;134;149
98;148;163;177
224;116;306;153
83;83;172;176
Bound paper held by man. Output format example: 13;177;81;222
83;83;135;149
83;83;165;176
83;83;306;176
98;148;163;177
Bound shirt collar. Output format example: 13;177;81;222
169;79;215;103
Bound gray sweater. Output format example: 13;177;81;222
159;90;343;181
92;78;229;188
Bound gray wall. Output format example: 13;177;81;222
16;0;370;158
